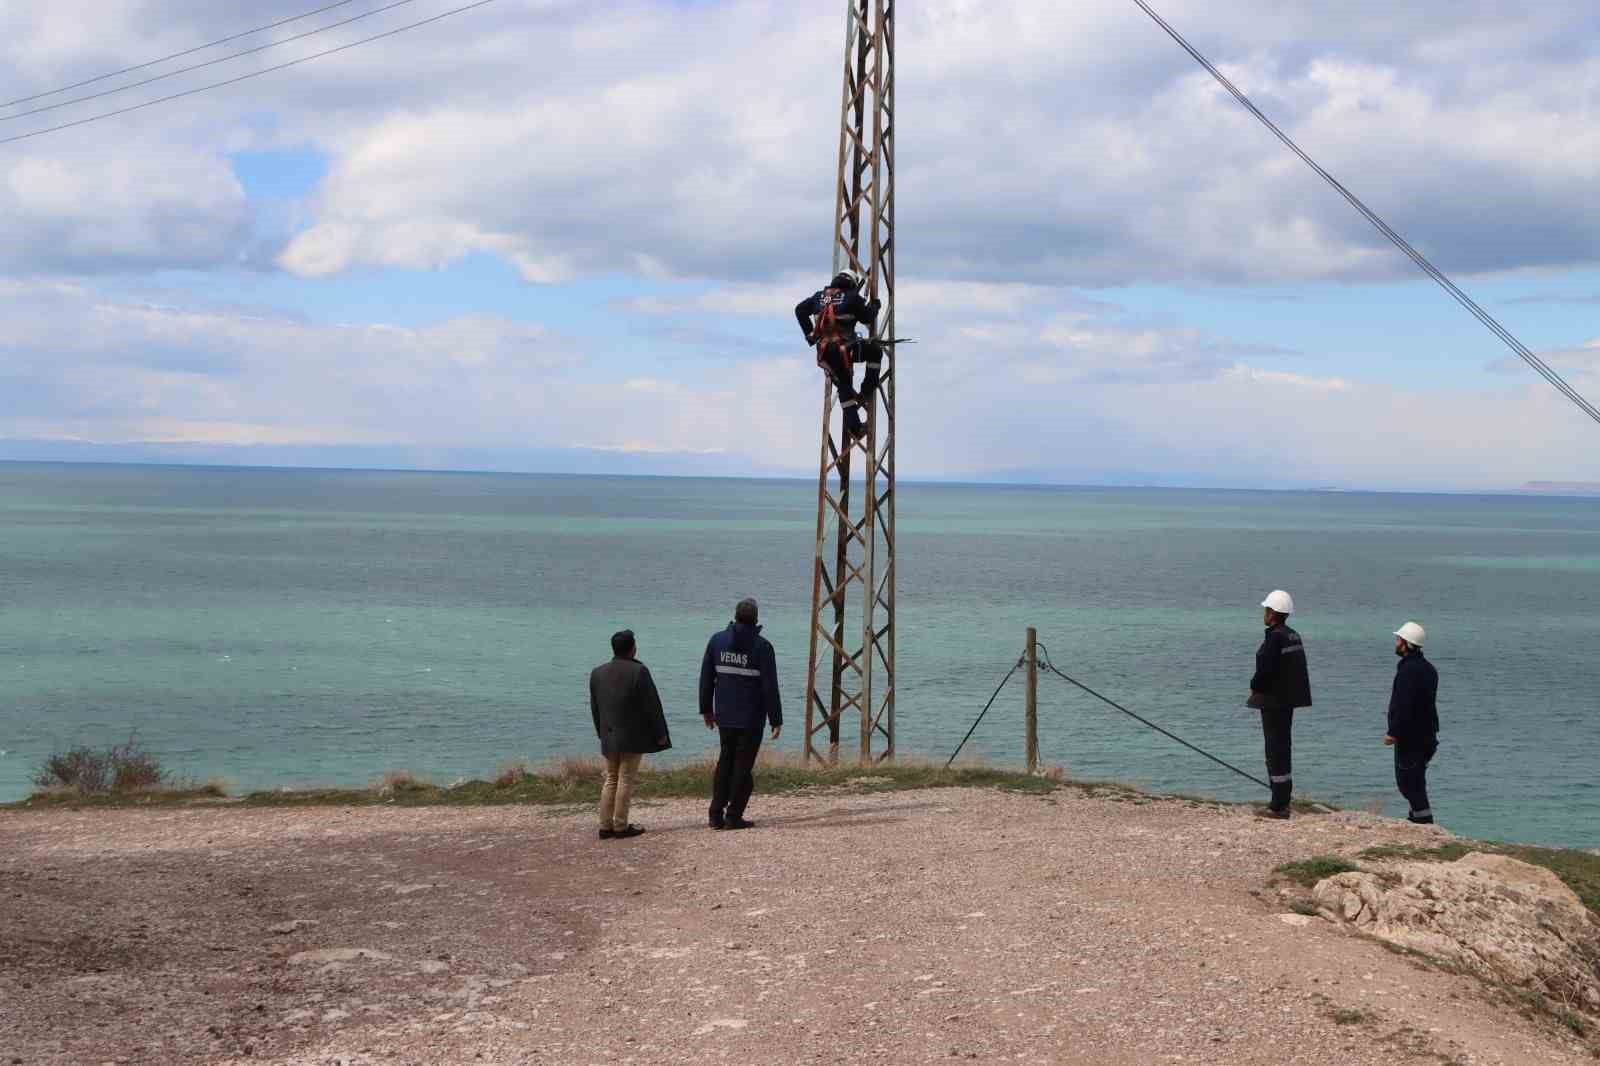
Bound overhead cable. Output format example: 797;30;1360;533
1035;646;1270;790
2;0;423;124
1;1;366;110
1130;0;1600;427
943;653;1026;769
0;0;502;148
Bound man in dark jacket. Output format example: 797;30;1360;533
1248;589;1313;819
699;598;782;830
795;271;882;440
1385;621;1440;824
589;629;671;840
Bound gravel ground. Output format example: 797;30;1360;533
1;784;1592;1066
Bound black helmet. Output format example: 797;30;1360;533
830;271;861;291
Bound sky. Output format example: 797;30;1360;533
2;0;1599;491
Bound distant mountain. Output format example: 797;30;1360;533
1520;481;1600;496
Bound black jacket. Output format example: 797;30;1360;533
1387;650;1439;745
795;286;880;345
1250;623;1313;710
589;657;671;756
699;622;782;731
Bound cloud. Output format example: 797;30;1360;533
3;277;1594;489
1506;293;1600;306
3;3;1599;489
4;2;1599;287
1485;339;1600;374
246;0;1600;287
0;147;253;274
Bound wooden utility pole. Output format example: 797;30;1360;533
1025;627;1039;774
803;0;897;765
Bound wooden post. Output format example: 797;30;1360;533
1025;627;1038;774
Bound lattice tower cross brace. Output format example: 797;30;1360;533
803;0;895;765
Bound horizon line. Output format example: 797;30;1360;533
3;456;1596;500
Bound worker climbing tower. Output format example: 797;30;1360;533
803;0;896;764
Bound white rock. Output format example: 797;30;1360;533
287;947;395;965
1313;852;1600;1006
693;1018;749;1036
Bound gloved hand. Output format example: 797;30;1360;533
804;332;817;346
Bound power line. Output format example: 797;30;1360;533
1035;645;1270;790
1;1;367;110
2;0;423;124
0;0;502;148
944;652;1026;770
1130;0;1600;427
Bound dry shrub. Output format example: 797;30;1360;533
380;770;425;791
548;756;605;792
35;747;110;793
753;749;811;770
494;761;531;788
33;737;167;794
108;739;164;791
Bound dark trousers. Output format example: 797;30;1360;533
711;725;764;822
1260;708;1294;812
818;340;882;436
1395;741;1437;822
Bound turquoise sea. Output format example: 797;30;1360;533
0;462;1595;848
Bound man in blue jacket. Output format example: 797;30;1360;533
699;597;783;830
1384;621;1440;824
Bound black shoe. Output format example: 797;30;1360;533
1407;814;1435;825
598;827;616;840
709;808;725;830
612;824;645;839
1253;806;1291;820
709;818;725;831
722;817;755;831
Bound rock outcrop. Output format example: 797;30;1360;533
1313;852;1600;1012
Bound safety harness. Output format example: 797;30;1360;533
812;288;855;372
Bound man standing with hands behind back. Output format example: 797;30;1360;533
700;598;782;831
589;629;671;840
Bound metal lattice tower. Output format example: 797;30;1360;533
803;0;895;765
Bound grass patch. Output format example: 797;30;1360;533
19;783;227;808
20;737;227;806
0;750;1353;815
1359;841;1600;918
240;755;1075;806
1332;1007;1374;1025
63;756;1068;811
1507;988;1594;1043
1273;856;1360;887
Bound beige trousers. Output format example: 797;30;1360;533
599;752;643;829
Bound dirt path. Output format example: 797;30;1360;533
1;786;1591;1065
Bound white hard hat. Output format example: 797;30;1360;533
1260;589;1295;615
1394;621;1425;647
